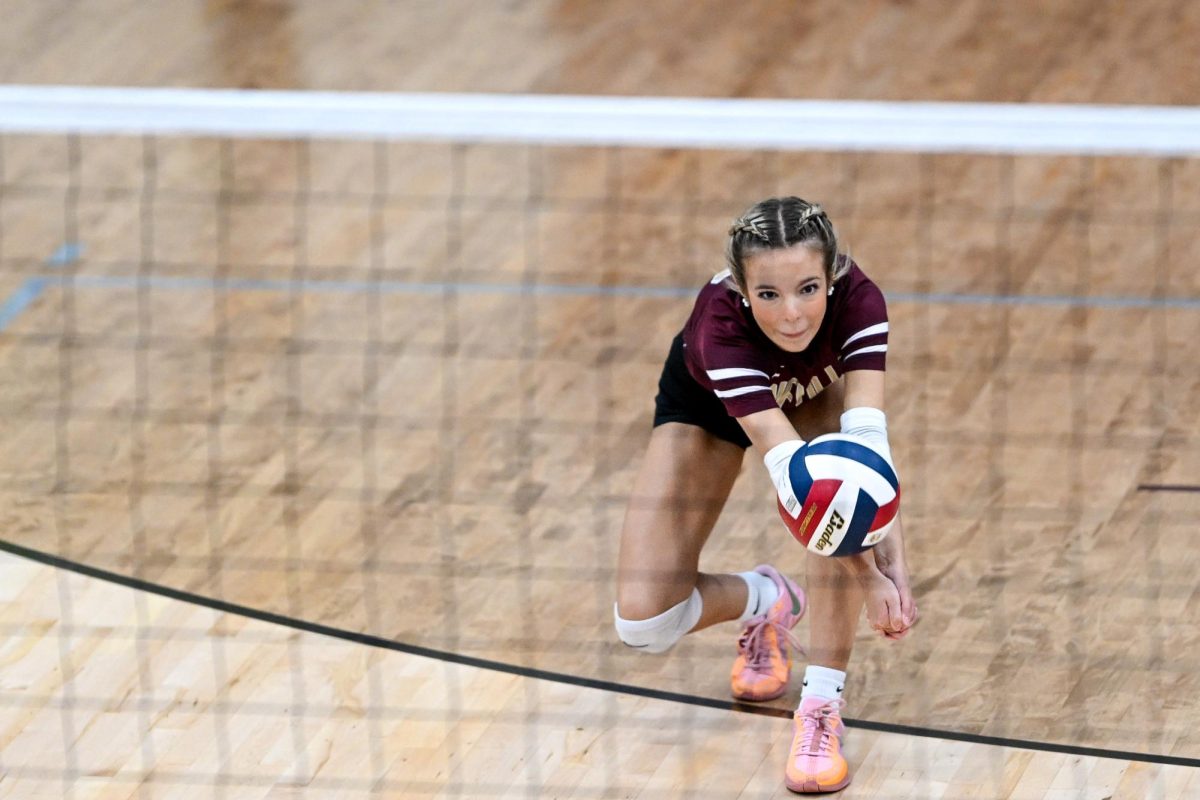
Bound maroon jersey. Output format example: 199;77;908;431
681;262;888;418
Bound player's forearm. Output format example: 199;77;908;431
872;512;907;570
739;406;804;457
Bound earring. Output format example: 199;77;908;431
827;285;834;296
741;296;750;307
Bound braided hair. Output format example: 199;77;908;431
726;197;846;292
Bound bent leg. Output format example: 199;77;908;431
616;422;749;636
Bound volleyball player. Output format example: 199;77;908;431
614;197;917;793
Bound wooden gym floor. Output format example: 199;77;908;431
1;2;1199;798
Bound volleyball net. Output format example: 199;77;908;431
1;88;1198;796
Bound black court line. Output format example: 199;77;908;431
1138;484;1200;493
3;537;1199;771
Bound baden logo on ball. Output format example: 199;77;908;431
776;434;900;557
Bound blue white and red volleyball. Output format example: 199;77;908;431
775;434;900;557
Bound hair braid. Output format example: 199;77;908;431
725;196;844;290
729;215;771;243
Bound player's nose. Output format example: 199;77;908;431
783;296;804;320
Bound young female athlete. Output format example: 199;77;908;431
614;196;917;794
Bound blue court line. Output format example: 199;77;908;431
0;278;47;333
886;290;1200;310
57;274;698;299
0;274;1196;337
55;274;1200;310
46;242;83;267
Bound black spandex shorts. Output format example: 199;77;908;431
652;332;753;450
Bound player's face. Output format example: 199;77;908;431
742;244;828;353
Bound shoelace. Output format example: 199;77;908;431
736;614;804;671
796;698;846;757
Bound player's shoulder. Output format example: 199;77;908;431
685;268;761;350
699;268;740;297
839;259;878;292
691;268;744;316
833;259;886;307
826;259;887;336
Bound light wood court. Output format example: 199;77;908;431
4;552;1199;799
2;2;1199;798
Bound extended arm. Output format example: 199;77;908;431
842;369;917;637
740;371;916;637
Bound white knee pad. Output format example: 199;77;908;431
613;589;703;654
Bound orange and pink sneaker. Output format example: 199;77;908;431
730;565;805;702
785;696;850;794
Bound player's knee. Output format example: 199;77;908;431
613;589;703;654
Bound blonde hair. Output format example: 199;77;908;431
726;197;847;291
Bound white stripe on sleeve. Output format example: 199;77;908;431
706;367;770;381
842;322;889;348
714;385;772;399
843;344;888;360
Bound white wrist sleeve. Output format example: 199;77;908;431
763;439;805;507
840;406;893;465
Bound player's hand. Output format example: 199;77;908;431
873;536;917;638
859;571;905;637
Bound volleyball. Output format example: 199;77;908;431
775;434;900;557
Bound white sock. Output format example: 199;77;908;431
800;665;846;702
735;570;779;623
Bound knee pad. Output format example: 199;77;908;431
613;589;703;654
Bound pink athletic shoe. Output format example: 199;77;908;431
730;564;805;702
785;696;850;794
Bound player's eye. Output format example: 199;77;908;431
799;283;819;295
756;290;778;301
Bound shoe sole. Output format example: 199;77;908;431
784;773;851;794
731;685;787;702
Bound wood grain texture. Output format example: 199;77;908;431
1;1;1199;797
4;554;1198;799
1;1;1199;105
1;137;1197;797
